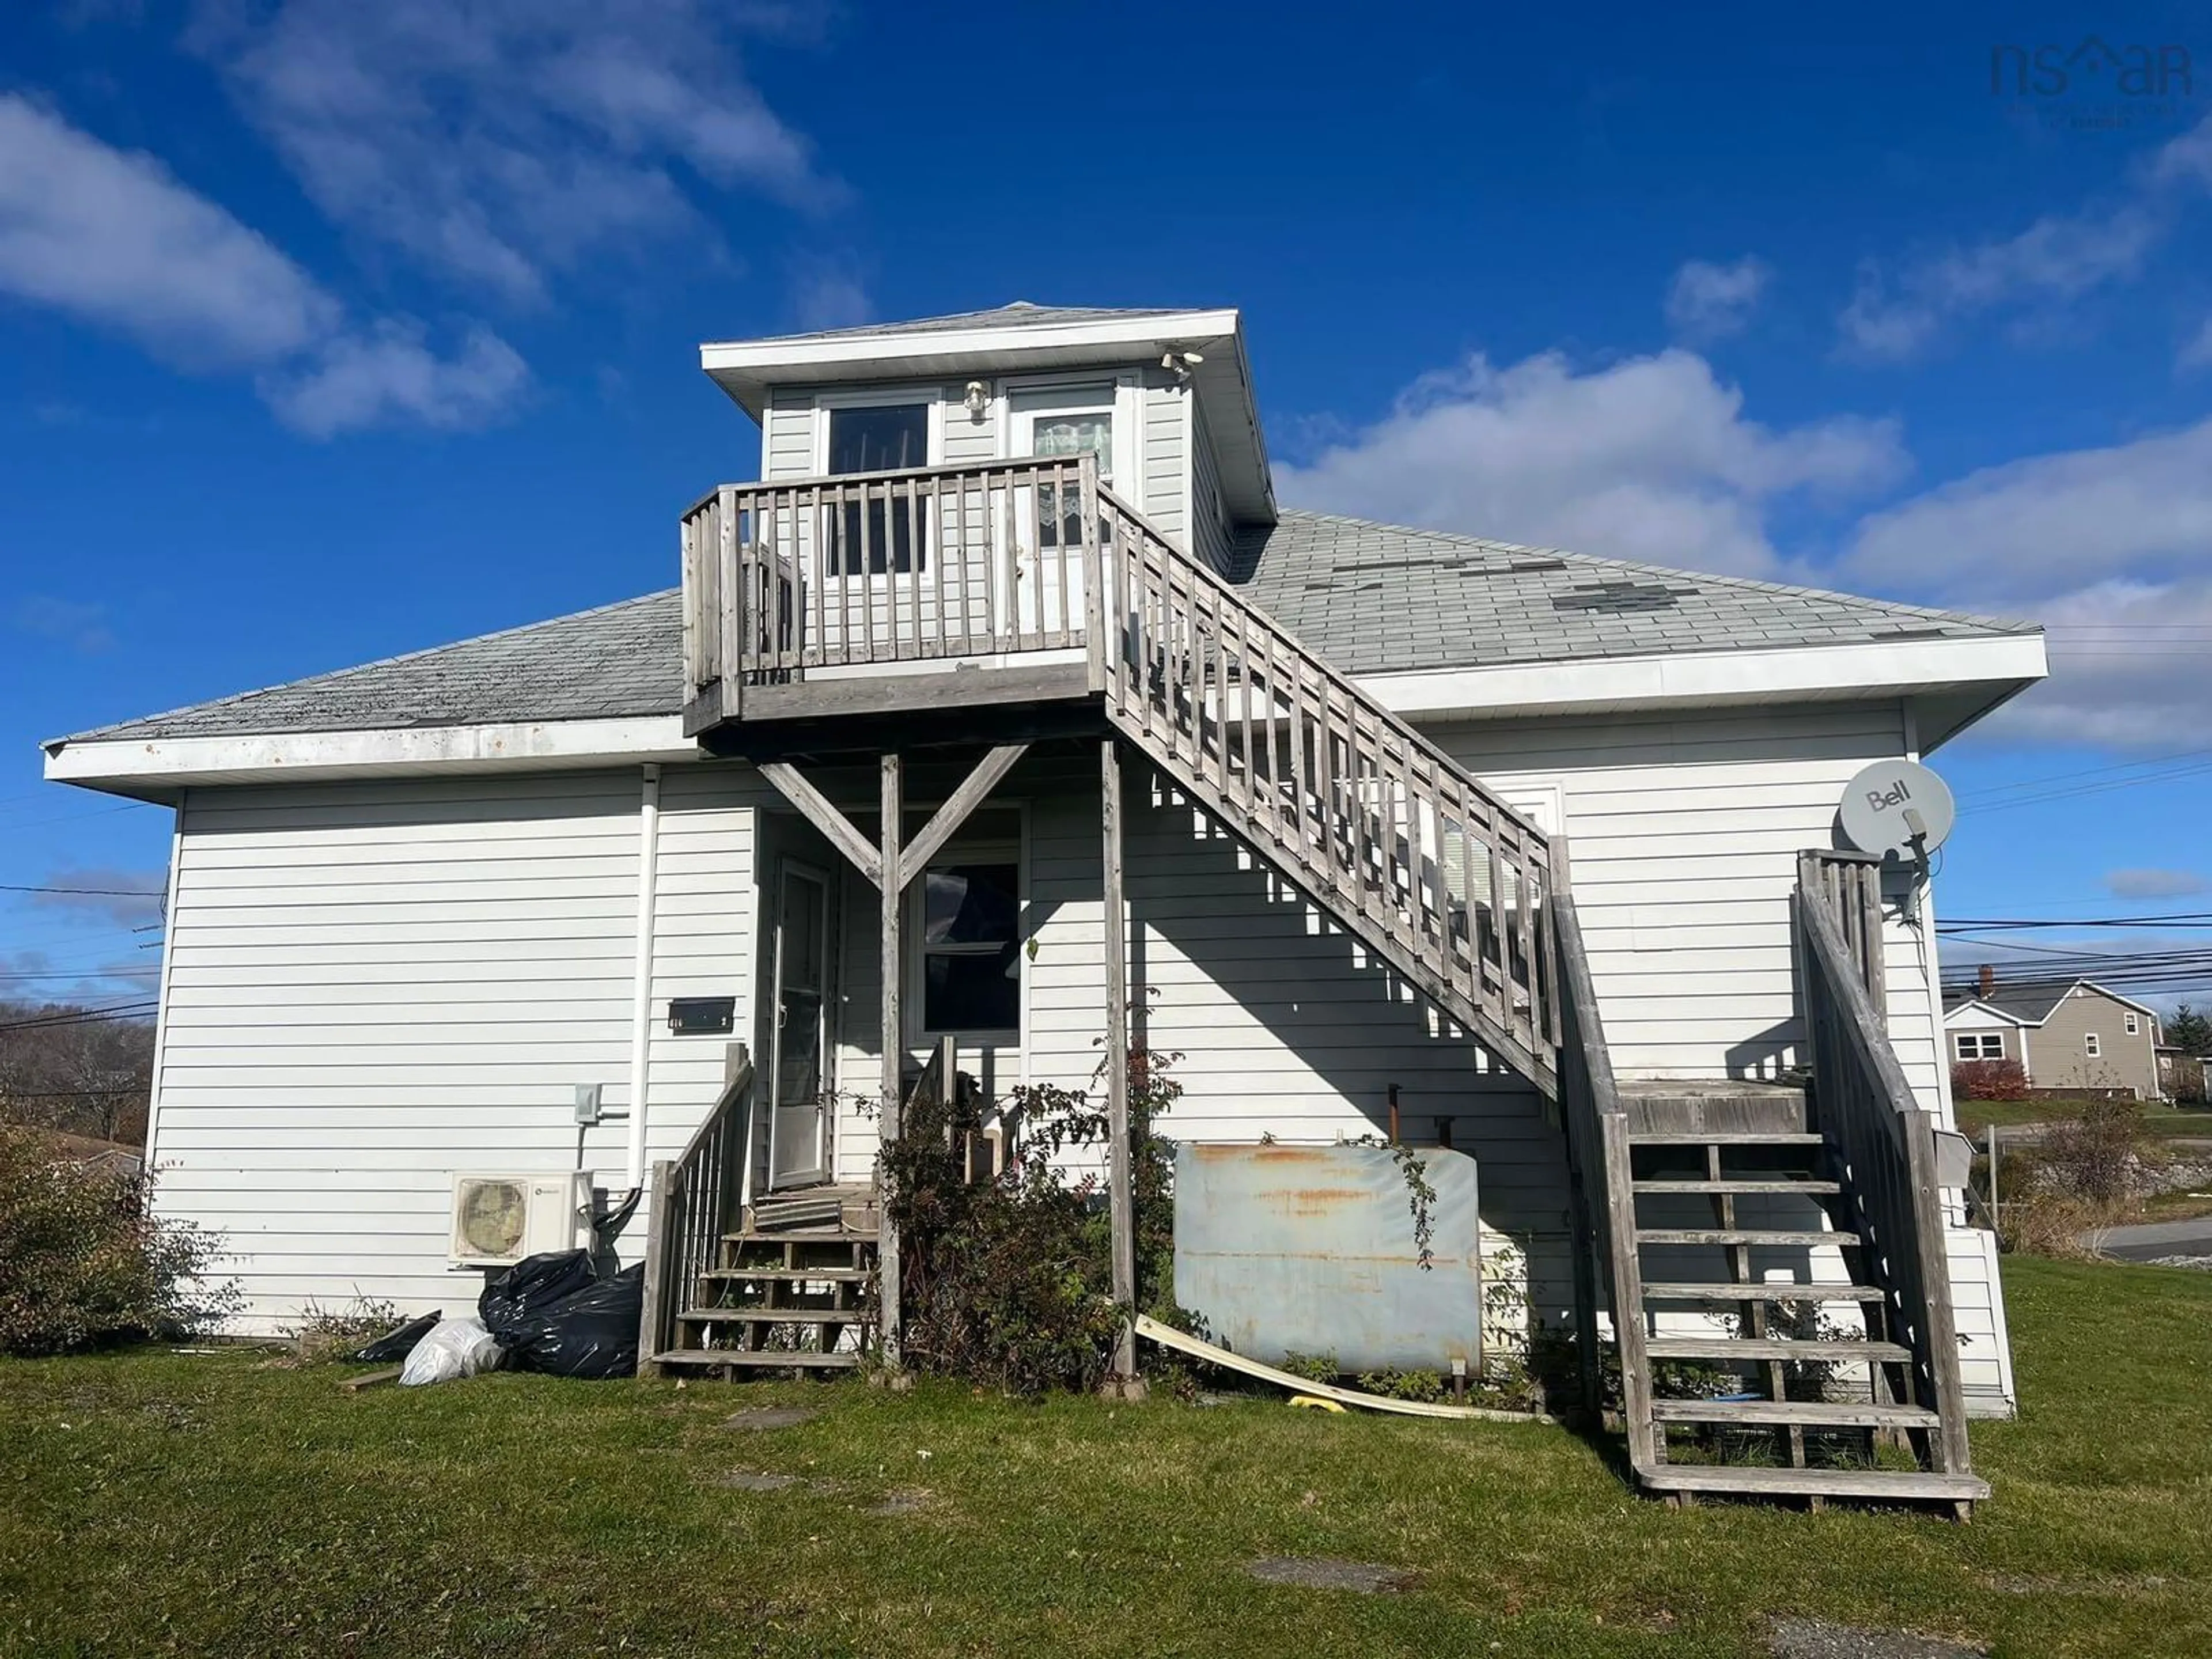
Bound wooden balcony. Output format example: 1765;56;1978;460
681;454;1111;743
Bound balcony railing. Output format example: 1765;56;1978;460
681;454;1105;729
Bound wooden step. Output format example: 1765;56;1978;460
1645;1337;1911;1364
1639;1464;1988;1503
700;1266;874;1283
1637;1228;1858;1248
1651;1399;1941;1430
1627;1132;1825;1149
649;1347;860;1371
679;1308;862;1325
1641;1281;1887;1302
723;1228;862;1245
1633;1178;1842;1195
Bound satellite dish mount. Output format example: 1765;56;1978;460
1835;762;1956;923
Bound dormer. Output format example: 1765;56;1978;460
699;302;1277;575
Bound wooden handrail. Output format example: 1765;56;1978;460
637;1044;755;1372
1095;488;1558;1090
1550;888;1650;1446
1793;861;1972;1475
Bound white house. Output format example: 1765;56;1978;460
44;302;2044;1510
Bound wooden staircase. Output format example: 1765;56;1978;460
1552;887;1987;1514
652;1215;878;1377
1092;490;1562;1095
667;460;1984;1512
1616;1084;1984;1512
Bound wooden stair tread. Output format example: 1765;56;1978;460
722;1229;864;1244
1641;1281;1886;1302
1633;1178;1842;1195
1636;1228;1857;1247
1627;1132;1824;1147
700;1267;873;1282
1639;1464;1987;1502
652;1350;859;1372
679;1307;863;1324
1650;1398;1940;1429
1645;1336;1911;1363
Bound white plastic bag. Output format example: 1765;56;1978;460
399;1316;503;1387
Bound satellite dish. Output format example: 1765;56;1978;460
1838;760;1955;863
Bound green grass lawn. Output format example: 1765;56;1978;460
3;1256;2209;1658
1955;1098;2212;1140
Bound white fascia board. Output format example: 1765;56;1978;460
1943;999;2033;1028
2076;980;2168;1021
1354;632;2049;724
43;715;700;799
700;310;1241;382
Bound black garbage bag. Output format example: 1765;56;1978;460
478;1249;596;1335
498;1264;645;1380
352;1310;441;1364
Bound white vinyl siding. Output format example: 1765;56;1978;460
1139;370;1185;543
150;764;766;1335
1189;391;1234;576
762;388;816;479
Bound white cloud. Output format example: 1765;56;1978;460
1275;348;1906;577
1664;256;1770;339
192;0;836;303
1838;115;2212;362
1843;421;2212;743
28;868;168;928
2105;868;2209;900
0;93;335;366
265;323;529;437
0;95;526;435
1838;205;2163;362
11;596;115;653
1846;418;2212;600
2180;316;2212;370
787;257;872;333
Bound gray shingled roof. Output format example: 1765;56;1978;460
64;510;2036;745
1235;512;2035;677
67;590;681;743
718;301;1203;347
1942;980;2100;1025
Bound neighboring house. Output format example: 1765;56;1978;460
1943;972;2165;1100
44;302;2046;1509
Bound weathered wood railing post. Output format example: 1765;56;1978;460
1101;736;1139;1392
877;753;904;1368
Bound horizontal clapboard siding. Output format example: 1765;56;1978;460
1428;703;1949;1108
151;765;766;1335
1139;372;1185;540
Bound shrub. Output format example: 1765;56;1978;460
282;1295;404;1359
884;1045;1181;1395
1952;1058;2029;1102
0;1126;237;1355
2040;1098;2157;1206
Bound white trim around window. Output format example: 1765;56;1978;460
1954;1031;2005;1062
2084;1032;2102;1058
2125;1011;2140;1035
809;384;949;474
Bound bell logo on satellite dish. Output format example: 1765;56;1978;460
1838;760;1956;867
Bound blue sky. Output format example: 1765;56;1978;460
5;1;2211;1013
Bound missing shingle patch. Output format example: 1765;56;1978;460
1551;580;1698;615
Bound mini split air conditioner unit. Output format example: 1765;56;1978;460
448;1172;594;1268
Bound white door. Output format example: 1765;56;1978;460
1009;389;1123;642
768;861;831;1189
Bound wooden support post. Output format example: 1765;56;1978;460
878;752;904;1367
1101;738;1139;1389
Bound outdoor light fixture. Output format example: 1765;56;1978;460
963;380;988;417
1161;348;1205;381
